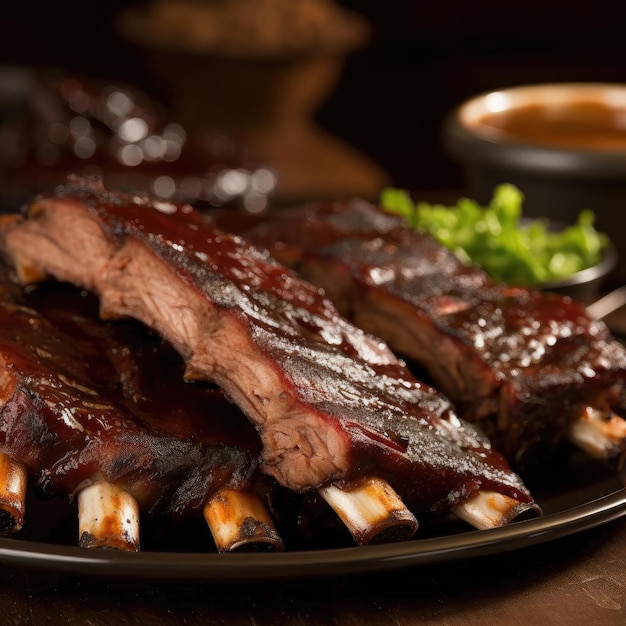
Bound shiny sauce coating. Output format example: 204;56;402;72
3;178;537;512
65;182;530;504
0;277;255;515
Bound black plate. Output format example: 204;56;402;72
0;450;624;581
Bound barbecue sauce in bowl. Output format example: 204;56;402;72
443;82;626;282
476;100;626;151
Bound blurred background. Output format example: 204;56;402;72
2;0;626;208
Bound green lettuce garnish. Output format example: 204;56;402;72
380;183;608;286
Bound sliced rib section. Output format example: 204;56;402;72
27;279;409;546
0;270;263;550
0;177;538;525
226;199;626;470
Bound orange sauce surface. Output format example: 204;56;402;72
477;101;626;151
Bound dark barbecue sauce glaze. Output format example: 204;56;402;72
0;267;256;518
229;199;626;467
2;177;538;516
25;280;262;454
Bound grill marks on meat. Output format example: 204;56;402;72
0;177;536;517
225;199;626;468
0;266;256;522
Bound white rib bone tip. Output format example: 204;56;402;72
453;491;541;530
568;407;626;460
203;488;283;552
78;481;140;551
319;476;418;545
0;452;27;534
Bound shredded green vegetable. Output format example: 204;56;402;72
379;184;608;286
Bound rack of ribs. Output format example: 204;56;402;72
0;262;283;552
216;198;626;470
22;279;412;547
0;176;540;541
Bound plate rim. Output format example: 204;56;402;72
1;485;624;582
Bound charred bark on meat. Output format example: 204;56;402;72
0;177;539;531
224;199;626;470
0;269;281;551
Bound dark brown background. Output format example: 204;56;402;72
4;1;626;193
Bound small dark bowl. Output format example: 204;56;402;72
537;238;617;306
442;83;626;283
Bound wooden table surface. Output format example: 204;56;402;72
0;512;623;625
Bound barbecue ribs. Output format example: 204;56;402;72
0;177;538;526
218;198;626;469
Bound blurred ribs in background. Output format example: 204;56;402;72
0;67;277;214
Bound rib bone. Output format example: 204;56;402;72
77;480;140;551
0;452;27;535
568;407;626;464
453;491;540;530
203;487;284;552
318;476;419;545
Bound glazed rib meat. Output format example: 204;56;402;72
19;281;411;547
220;199;626;468
24;276;264;465
0;176;537;521
0;262;258;531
